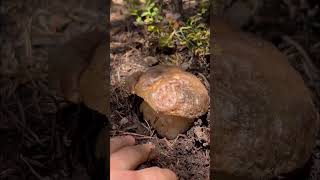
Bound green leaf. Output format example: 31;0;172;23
151;11;157;16
180;41;187;45
153;7;159;12
147;25;155;32
149;2;155;8
130;9;139;15
136;16;143;24
144;17;153;24
141;11;149;17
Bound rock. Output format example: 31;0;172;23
212;20;319;179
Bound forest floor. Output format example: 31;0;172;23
1;0;319;180
110;0;210;180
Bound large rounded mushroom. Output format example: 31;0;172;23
134;65;209;118
48;30;108;115
130;65;209;139
212;19;319;179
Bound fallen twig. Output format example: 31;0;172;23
110;130;155;139
0;168;15;178
20;154;43;180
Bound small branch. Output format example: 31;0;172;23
0;168;15;178
20;155;43;180
111;130;155;139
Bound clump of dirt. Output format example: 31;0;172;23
110;0;210;179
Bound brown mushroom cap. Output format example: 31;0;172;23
48;30;106;103
140;101;194;139
79;42;109;115
134;65;209;118
48;30;108;115
212;19;319;179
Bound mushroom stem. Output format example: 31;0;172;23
140;101;194;139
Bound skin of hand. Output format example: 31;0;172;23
110;136;177;180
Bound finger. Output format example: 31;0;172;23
110;136;135;154
110;170;137;180
111;143;155;170
135;167;178;180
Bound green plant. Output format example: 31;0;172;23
176;12;210;56
126;0;163;26
126;0;210;57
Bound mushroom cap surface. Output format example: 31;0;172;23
134;65;209;118
140;101;194;139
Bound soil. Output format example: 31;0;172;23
110;1;210;180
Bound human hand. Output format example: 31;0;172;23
110;136;177;180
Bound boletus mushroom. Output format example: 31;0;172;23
212;18;319;179
79;42;109;115
48;30;108;115
130;65;209;139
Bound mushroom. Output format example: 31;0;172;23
140;101;194;139
212;18;319;179
48;30;108;115
79;42;109;115
130;65;209;139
